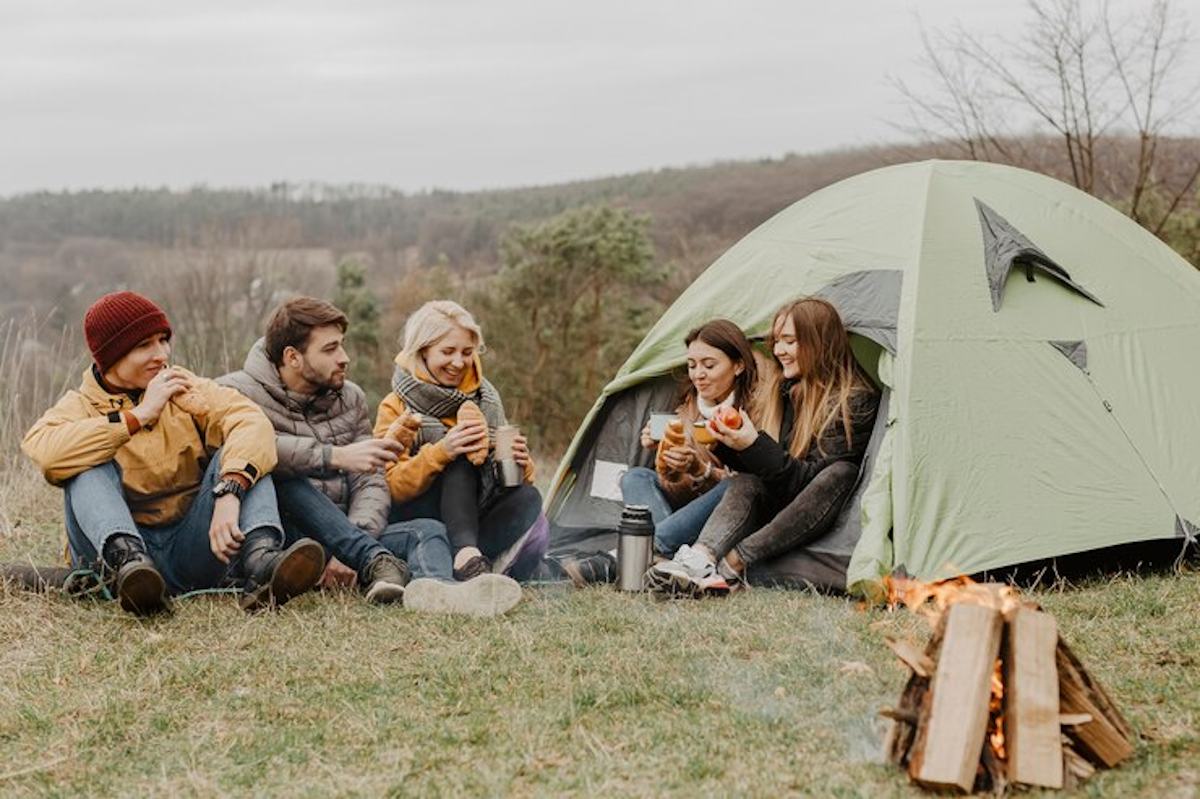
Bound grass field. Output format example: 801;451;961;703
1;471;1197;798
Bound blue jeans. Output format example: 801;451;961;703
275;478;390;577
620;466;731;556
64;455;283;594
378;519;455;582
274;477;454;582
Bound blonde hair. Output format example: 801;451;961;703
400;300;486;362
758;297;872;458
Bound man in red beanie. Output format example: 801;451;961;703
22;290;325;615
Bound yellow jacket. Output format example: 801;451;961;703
374;352;535;503
22;366;277;527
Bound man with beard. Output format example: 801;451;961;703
22;291;325;615
220;297;521;615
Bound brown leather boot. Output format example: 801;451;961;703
102;534;172;616
235;532;325;612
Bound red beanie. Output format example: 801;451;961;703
84;291;173;373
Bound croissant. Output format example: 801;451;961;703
167;368;209;416
385;410;422;451
655;419;686;475
457;400;489;466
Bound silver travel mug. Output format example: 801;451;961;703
494;425;522;489
616;504;655;592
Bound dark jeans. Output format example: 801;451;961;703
64;456;283;594
390;458;542;560
274;477;455;582
695;461;860;575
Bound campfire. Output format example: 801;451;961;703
880;577;1134;794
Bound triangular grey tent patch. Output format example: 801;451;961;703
1177;517;1199;543
815;269;903;354
1050;340;1089;373
975;199;1105;312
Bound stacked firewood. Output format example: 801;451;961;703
881;580;1134;794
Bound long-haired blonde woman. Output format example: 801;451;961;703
374;300;542;581
648;297;879;596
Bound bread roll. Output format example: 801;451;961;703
457;400;489;466
167;368;209;416
385;410;422;451
655;419;686;474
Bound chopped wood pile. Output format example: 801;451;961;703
880;578;1134;794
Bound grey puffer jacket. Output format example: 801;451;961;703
218;339;390;537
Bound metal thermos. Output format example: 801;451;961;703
616;504;655;592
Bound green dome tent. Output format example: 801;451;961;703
545;160;1200;596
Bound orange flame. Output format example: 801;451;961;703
884;574;1022;623
989;659;1006;759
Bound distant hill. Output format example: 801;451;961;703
2;138;1194;331
0;144;939;322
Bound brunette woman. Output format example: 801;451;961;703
621;318;759;557
648;297;879;595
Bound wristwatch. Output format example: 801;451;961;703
212;478;247;501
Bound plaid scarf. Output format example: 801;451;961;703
391;362;509;502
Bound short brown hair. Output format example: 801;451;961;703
264;297;348;365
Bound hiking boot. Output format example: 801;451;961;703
452;554;492;581
403;574;522;617
646;544;728;598
102;534;172;616
236;532;325;613
361;551;409;605
558;551;618;587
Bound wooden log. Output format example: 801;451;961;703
1003;607;1063;788
886;620;946;767
909;602;1004;793
886;636;935;677
1057;638;1134;767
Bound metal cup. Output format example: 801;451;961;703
497;459;522;488
494;425;522;488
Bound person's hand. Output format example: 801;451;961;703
660;445;695;475
639;422;655;450
208;494;245;564
331;439;404;472
511;433;532;469
132;366;191;427
320;557;357;588
710;410;758;451
439;420;488;459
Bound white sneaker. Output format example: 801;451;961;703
646;544;728;597
403;574;522;617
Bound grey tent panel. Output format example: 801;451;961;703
814;270;903;354
1177;516;1198;543
549;374;680;553
1050;340;1089;373
975;199;1104;312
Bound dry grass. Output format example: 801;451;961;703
1;327;1196;798
1;474;1197;798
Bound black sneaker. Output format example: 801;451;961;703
559;551;618;587
453;554;491;581
361;552;409;604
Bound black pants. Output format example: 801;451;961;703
389;458;542;559
695;461;860;589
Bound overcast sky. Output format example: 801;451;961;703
0;0;1169;196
